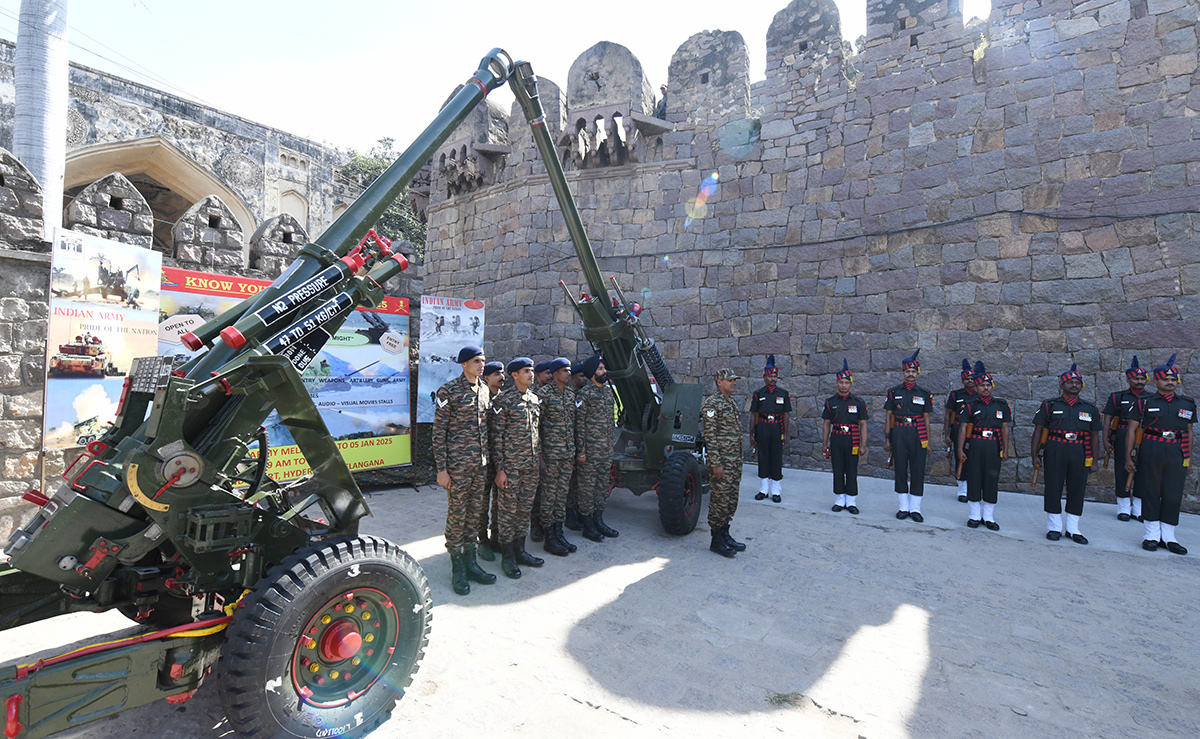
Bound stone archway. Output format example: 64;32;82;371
64;137;256;256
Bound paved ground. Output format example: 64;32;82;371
3;466;1199;738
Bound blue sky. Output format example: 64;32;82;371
0;0;990;153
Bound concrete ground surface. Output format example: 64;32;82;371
3;465;1198;738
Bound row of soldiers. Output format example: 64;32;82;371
431;346;619;595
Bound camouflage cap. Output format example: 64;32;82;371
715;368;741;381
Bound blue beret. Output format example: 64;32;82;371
456;345;484;363
570;363;584;374
482;361;503;377
581;353;603;379
547;357;571;373
507;357;534;374
534;360;551;374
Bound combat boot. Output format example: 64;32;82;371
565;505;582;531
476;528;496;562
581;512;605;542
462;545;496;585
514;536;544;567
722;525;746;552
710;530;736;558
556;522;577;553
530;515;544;542
543;525;569;556
450;551;470;595
593;510;619;538
501;540;521;579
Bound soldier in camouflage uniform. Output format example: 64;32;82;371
529;361;553;543
576;354;619;542
488;357;546;579
476;360;504;562
565;361;588;531
433;345;497;595
701;368;745;558
536;357;580;556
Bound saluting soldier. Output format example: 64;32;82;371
433;345;497;595
477;360;505;562
1031;364;1102;544
488;357;546;579
750;355;791;503
822;359;868;514
576;354;620;542
701;368;746;558
537;357;580;556
884;349;933;523
1125;354;1194;554
1103;356;1148;522
957;361;1011;531
944;359;975;503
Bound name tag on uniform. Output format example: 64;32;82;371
1148;407;1161;412
848;405;857;413
1052;410;1063;414
914;396;926;405
1181;409;1194;420
776;396;784;404
996;410;1004;419
706;409;716;418
1079;412;1092;422
1121;400;1131;405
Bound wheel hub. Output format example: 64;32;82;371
319;620;363;662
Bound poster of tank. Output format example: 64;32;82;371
158;267;412;479
43;229;162;450
416;296;486;422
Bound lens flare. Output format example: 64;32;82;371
684;172;720;230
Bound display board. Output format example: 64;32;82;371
416;296;486;422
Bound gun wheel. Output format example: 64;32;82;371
217;536;431;739
657;451;703;535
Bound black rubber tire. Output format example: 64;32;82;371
217;536;432;739
657;451;703;535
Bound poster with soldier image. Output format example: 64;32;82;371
416;296;486;422
43;229;162;451
158;266;413;478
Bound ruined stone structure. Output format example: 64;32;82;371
421;0;1200;507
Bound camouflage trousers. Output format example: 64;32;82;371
567;464;579;510
577;457;612;516
445;465;487;552
497;466;540;542
477;462;498;536
540;457;574;525
707;461;741;529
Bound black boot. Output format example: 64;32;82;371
565;505;582;531
514;536;544;567
489;524;501;553
501;540;521;579
462;545;496;585
543;525;569;556
530;515;544;542
450;551;470;595
556;522;577;553
593;510;619;538
581;512;605;542
710;530;735;558
723;525;746;551
476;529;496;562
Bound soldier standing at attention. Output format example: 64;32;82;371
529;360;554;543
488;357;546;579
884;350;933;522
957;361;1011;531
822;359;868;514
701;368;746;558
1031;364;1102;544
1125;354;1194;554
944;359;975;503
576;354;619;542
477;360;504;562
1103;356;1148;522
537;357;580;557
535;361;553;389
750;355;791;503
564;361;588;531
433;345;497;595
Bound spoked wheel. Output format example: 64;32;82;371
657;451;704;535
217;536;432;738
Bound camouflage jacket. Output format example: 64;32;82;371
433;373;490;471
488;387;542;471
701;392;742;468
537;382;579;460
576;381;616;461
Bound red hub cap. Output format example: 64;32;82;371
319;620;363;662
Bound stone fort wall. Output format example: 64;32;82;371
420;0;1200;507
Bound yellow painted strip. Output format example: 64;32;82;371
128;462;170;512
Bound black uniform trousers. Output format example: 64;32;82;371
1136;439;1186;526
950;422;967;481
1111;428;1136;499
830;433;859;496
755;421;784;481
1042;440;1087;516
890;425;926;496
964;438;1001;504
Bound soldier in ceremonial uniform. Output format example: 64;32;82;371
701;368;745;558
1125;354;1195;554
884;349;933;522
1103;356;1148;521
537;357;580;556
477;360;504;562
433;345;497;595
576;354;620;542
944;359;975;503
1031;364;1102;544
750;355;791;503
822;359;868;514
957;361;1011;531
488;357;546;578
